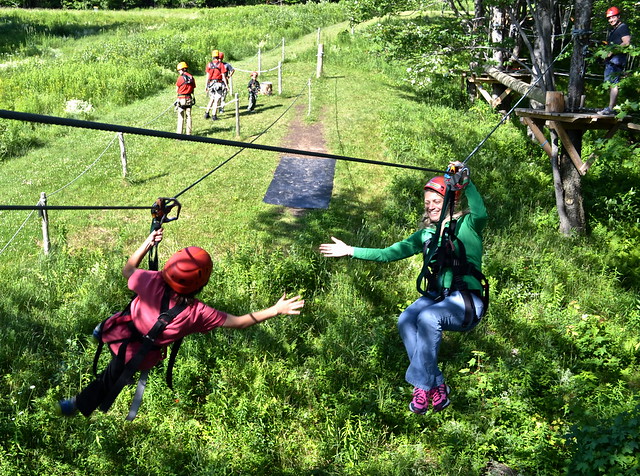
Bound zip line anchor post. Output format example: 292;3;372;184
281;37;285;63
316;43;324;79
307;78;312;116
235;93;240;138
258;48;262;75
118;132;128;178
38;192;50;255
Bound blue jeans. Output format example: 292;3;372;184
397;291;484;390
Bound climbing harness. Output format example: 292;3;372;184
93;285;188;421
416;165;489;328
90;197;183;420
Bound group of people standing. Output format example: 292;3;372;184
174;49;261;135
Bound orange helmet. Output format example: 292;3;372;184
606;6;620;17
211;49;220;59
250;71;258;78
161;247;213;295
424;176;461;201
218;51;225;60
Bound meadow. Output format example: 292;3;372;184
1;4;639;475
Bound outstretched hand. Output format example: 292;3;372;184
319;236;353;258
274;293;305;315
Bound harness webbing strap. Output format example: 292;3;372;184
415;184;489;327
126;369;149;422
99;287;187;415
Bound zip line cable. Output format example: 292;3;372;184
461;41;571;166
0;109;446;176
0;210;35;256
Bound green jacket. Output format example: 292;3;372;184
352;181;487;293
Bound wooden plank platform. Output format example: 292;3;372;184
514;108;637;175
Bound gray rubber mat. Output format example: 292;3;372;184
263;155;335;209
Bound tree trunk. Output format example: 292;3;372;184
554;0;592;235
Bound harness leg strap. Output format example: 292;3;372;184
126;369;149;421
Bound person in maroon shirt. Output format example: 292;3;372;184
175;61;196;134
57;228;304;417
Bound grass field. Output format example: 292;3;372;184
1;4;639;475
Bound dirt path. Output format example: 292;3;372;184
280;105;328;155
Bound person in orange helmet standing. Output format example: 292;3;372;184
204;49;228;121
597;6;632;115
57;227;304;418
175;61;196;135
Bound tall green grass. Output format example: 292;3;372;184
1;6;639;476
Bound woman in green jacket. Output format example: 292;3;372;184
320;162;487;414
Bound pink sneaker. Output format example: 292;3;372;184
409;387;429;414
429;383;451;412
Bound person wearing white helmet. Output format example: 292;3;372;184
175;62;196;135
598;6;631;115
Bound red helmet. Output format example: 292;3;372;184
161;247;213;295
424;176;461;200
606;6;620;17
218;51;224;61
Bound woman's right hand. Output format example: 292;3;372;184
319;236;353;257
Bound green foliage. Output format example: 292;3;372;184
567;402;640;475
1;6;640;476
0;4;347;160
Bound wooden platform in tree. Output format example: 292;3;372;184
514;108;638;175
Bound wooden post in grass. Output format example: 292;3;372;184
316;43;324;78
235;93;240;137
229;75;234;95
281;37;285;63
258;48;262;76
278;62;282;95
118;132;127;178
38;192;50;255
316;28;321;44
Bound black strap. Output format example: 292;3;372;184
99;287;187;414
92;299;134;377
126;369;149;421
165;337;183;390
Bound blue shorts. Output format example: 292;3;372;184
604;58;626;84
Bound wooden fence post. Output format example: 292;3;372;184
258;48;262;76
118;132;127;178
229;75;234;95
235;93;240;138
278;62;282;95
281;37;285;63
38;192;50;255
316;27;321;44
316;43;324;78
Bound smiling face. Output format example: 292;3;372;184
608;13;620;27
424;190;445;223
